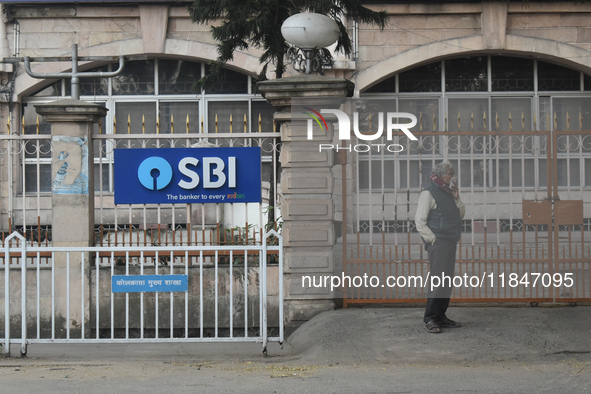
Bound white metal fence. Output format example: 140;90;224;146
1;230;283;356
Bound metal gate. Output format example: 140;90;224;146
1;229;283;357
341;128;591;306
0;112;283;356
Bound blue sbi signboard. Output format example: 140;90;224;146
114;147;261;204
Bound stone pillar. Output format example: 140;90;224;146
258;75;354;334
35;99;107;337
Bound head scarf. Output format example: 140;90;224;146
430;174;453;195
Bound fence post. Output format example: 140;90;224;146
2;231;27;356
3;236;10;355
35;99;107;338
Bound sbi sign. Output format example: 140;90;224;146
114;147;261;204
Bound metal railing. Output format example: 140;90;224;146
1;230;283;356
341;122;591;305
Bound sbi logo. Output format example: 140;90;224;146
138;156;236;191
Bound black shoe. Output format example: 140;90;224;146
424;320;441;333
437;318;461;328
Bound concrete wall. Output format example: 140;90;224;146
2;2;591;97
3;4;265;100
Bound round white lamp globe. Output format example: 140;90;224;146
281;13;340;49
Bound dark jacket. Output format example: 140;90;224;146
424;181;462;242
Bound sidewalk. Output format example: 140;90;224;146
1;305;590;393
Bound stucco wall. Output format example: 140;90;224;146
354;2;591;91
3;2;591;95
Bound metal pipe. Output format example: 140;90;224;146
71;44;79;100
24;48;126;79
12;21;19;58
24;43;125;100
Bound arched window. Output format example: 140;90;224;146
22;59;275;193
359;55;591;191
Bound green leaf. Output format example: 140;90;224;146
188;0;389;83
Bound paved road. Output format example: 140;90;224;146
1;306;590;393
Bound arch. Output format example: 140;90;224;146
355;35;591;93
15;38;265;100
163;39;265;76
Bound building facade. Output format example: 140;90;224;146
1;1;591;333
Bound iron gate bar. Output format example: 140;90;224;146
342;128;591;306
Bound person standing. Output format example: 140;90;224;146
415;162;466;333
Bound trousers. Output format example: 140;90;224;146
423;237;458;323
